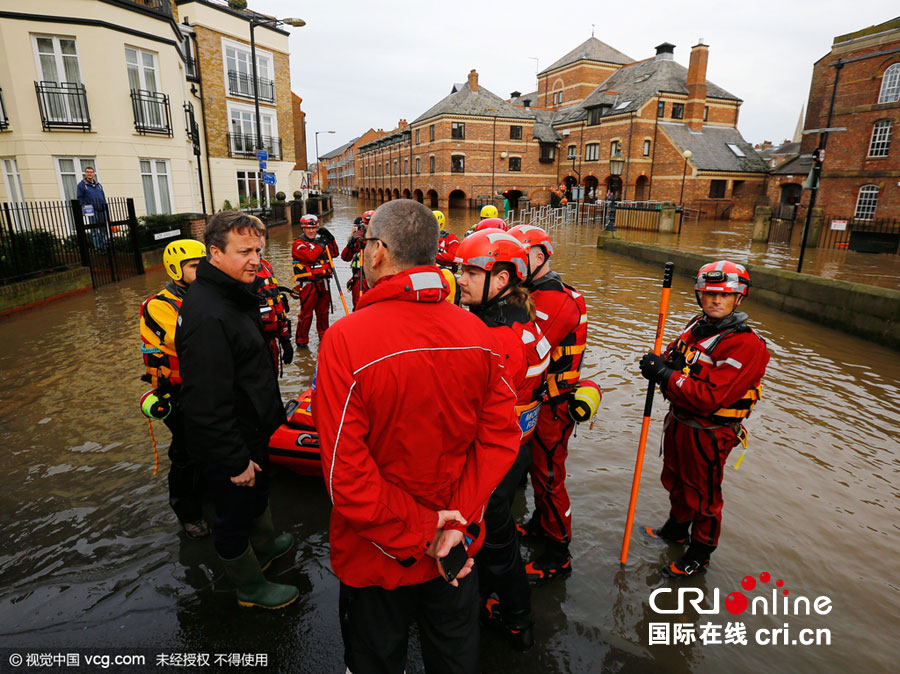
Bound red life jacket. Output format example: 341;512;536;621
292;236;334;284
255;259;291;339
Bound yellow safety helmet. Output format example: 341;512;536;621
480;204;499;219
439;268;460;305
164;238;206;282
432;210;446;230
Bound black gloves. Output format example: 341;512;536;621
280;336;294;365
353;217;363;225
640;351;675;388
317;227;335;247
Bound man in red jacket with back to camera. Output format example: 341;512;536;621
313;199;521;674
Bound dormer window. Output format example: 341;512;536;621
726;143;746;157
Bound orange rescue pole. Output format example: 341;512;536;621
620;261;674;565
325;247;350;317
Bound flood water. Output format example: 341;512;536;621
0;195;897;673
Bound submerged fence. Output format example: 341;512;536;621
510;200;680;233
818;216;900;255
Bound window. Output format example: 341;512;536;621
509;156;521;172
643;140;651;156
732;180;746;196
585;143;599;161
878;63;900;104
429;124;435;142
539;144;555;162
451;122;465;139
610;140;621;157
708;180;727;199
33;35;87;125
393;160;398;175
555;90;563;105
868;120;892;157
404;159;409;175
126;47;168;133
2;158;27;229
415;157;421;174
854;185;879;219
415;128;420;145
703;105;709;121
181;31;198;79
451;155;465;173
236;170;274;209
224;41;273;102
567;145;576;160
429;155;435;173
672;103;684;119
140;159;173;215
55;156;96;202
726;143;747;157
35;35;82;84
614;100;631;110
510;125;522;140
228;104;278;157
657;100;665;117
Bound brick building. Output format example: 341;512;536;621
354;37;765;218
783;17;900;220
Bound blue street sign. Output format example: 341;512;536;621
258;160;267;170
256;149;268;162
263;172;276;186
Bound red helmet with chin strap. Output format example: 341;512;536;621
362;210;375;223
507;224;554;257
474;217;509;232
455;229;528;281
695;260;750;296
300;214;319;227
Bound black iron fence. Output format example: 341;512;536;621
227;70;275;102
819;216;900;255
227;132;282;159
130;89;172;136
34;81;91;131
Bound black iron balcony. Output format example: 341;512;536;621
131;89;172;136
228;132;282;160
0;87;8;130
34;81;91;131
119;0;173;18
227;70;275;103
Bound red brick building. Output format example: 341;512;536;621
357;38;766;218
793;17;900;219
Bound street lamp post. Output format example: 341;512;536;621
314;130;335;191
679;149;693;206
249;15;305;219
605;148;625;232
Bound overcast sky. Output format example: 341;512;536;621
250;0;897;163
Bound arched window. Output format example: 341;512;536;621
868;120;892;157
854;185;879;220
878;63;900;104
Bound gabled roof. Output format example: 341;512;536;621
770;153;813;176
412;80;533;124
540;37;634;75
580;57;739;116
531;109;560;142
510;90;539;107
319;137;359;160
659;123;768;173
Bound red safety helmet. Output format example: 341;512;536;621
300;214;319;227
695;260;750;297
455;229;528;281
507;224;554;257
474;217;509;232
362;210;375;223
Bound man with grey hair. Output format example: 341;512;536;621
313;199;521;673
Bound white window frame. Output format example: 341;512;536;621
125;46;160;93
2;157;28;230
222;37;274;102
868;120;892;158
54;156;97;202
727;143;747;157
878;63;900;104
32;34;85;123
853;185;879;220
415;157;421;174
140;158;174;215
567;144;576;160
643;139;652;156
585;143;599;161
227;101;278;156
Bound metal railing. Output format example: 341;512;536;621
819;216;900;255
1;201;85;283
34;81;91;131
512;200;679;232
0;86;8;130
130;89;172;136
227;132;282;159
120;0;174;17
227;70;274;102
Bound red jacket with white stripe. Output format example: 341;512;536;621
312;265;521;589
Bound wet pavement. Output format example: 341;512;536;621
0;195;897;673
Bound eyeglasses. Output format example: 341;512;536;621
363;237;388;250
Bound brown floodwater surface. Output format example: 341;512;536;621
0;196;897;673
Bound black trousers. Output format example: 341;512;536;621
478;442;532;614
339;571;480;674
203;444;271;559
162;405;203;524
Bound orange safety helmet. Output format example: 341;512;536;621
507;224;554;257
474;217;509;232
695;260;750;297
455;229;528;281
300;214;319;227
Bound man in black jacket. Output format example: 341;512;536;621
176;212;298;610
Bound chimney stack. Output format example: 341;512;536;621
685;41;709;131
398;118;408;130
654;43;675;61
467;69;479;92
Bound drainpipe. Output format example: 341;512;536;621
648;94;661;200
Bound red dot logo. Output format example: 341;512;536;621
741;575;756;591
725;591;748;615
760;571;771;583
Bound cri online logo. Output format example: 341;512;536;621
650;571;832;616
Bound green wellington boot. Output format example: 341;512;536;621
249;507;295;571
220;545;299;609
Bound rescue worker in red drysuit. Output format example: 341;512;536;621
253;257;293;373
508;224;587;584
640;260;769;578
456;228;551;651
340;210;373;309
433;210;460;270
292;214;339;348
313;200;521;674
